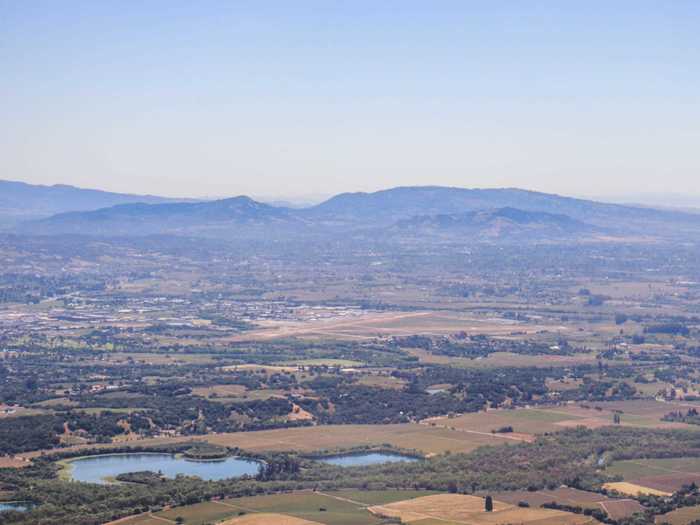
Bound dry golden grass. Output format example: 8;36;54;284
603;481;672;497
0;456;29;468
191;384;248;398
368;494;594;525
15;422;510;466
204;424;510;455
217;513;322;525
425;408;576;437
287;404;314;421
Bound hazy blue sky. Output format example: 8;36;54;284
2;1;699;200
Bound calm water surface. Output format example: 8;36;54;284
68;453;260;484
0;502;30;513
319;452;418;467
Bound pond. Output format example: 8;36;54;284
66;453;261;484
0;502;31;513
319;452;419;467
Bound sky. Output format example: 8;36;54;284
2;1;699;201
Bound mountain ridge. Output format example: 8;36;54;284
0;179;192;225
14;184;700;242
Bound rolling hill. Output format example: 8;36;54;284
24;196;303;236
0;179;192;227
389;207;602;241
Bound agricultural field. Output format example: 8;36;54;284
157;501;245;525
108;515;171;525
607;457;700;479
324;490;439;506
355;374;407;390
112;491;445;525
220;514;323;525
191;384;248;399
277;359;364;367
655;505;700;525
599;499;646;521
604;457;700;502
425;408;575;437
424;399;700;441
603;481;672;497
492;487;643;520
203;423;515;455
220;491;384;525
367;493;595;524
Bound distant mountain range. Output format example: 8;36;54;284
8;181;700;243
0;179;189;226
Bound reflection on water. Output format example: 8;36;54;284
68;453;260;484
319;452;419;467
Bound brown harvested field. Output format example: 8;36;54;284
425;408;579;437
191;384;248;398
599;499;644;521
19;435;197;461
157;500;239;523
603;481;672;497
631;473;700;493
17;423;513;465
204;424;514;455
105;514;173;525
219;514;323;525
367;494;595;524
492;487;607;509
591;399;700;419
0;456;30;468
608;457;700;480
655;505;700;525
492;487;642;520
445;399;700;433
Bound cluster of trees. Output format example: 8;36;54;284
662;408;700;425
298;385;483;424
644;323;691;336
0;273;105;304
0;415;62;454
390;334;582;359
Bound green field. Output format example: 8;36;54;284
222;492;382;525
79;407;147;415
149;491;426;525
278;359;363;367
112;515;168;525
324;489;438;506
607;457;700;479
158;501;240;525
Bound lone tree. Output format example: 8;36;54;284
485;495;493;512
